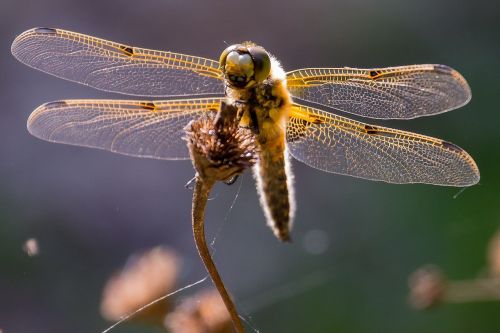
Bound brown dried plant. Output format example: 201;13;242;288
185;101;258;333
100;103;255;333
165;289;233;333
409;229;500;309
100;246;235;332
100;246;180;325
408;265;447;309
22;238;39;257
488;230;500;277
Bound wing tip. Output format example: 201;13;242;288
26;103;47;137
11;27;58;60
456;168;480;187
433;64;472;107
27;100;68;138
440;140;480;186
464;163;481;186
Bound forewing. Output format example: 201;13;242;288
287;104;479;186
12;28;224;97
28;98;224;160
287;65;471;119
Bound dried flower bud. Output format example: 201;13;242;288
22;238;39;257
185;102;258;184
186;102;253;332
488;231;500;277
100;246;180;324
408;265;447;309
165;310;205;333
164;289;233;333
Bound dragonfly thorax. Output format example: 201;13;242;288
219;43;271;89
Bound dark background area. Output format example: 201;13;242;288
1;0;499;332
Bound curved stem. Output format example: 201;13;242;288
446;278;500;303
192;177;245;333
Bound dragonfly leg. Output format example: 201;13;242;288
214;100;238;130
249;107;260;134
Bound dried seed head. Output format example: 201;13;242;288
185;103;258;184
22;238;39;257
164;289;233;333
488;230;500;276
100;246;180;324
164;310;204;333
408;265;447;310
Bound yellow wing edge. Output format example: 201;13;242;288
286;64;470;91
12;27;224;80
27;97;224;135
289;103;480;182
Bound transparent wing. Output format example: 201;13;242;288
28;98;224;160
12;28;224;97
287;104;479;186
286;65;471;119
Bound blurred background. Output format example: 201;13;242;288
1;0;499;332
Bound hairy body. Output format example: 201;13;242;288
224;54;295;241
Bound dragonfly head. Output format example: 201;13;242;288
219;43;271;89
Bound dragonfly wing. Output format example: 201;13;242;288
287;65;471;119
287;104;479;186
12;28;224;97
28;98;224;160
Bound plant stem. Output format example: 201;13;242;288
445;278;500;303
192;176;246;333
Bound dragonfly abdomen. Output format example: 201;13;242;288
254;139;295;242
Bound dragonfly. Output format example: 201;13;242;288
11;28;480;242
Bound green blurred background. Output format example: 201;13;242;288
1;0;499;332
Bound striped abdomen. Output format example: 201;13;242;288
253;136;295;242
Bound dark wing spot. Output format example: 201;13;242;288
140;102;156;111
34;27;57;34
309;114;324;124
42;100;68;109
364;124;380;134
441;140;464;153
369;70;382;78
433;64;453;74
120;45;134;56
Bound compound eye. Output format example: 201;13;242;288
226;51;253;69
247;46;271;83
223;50;255;87
219;44;271;88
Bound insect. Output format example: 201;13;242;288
12;28;480;242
